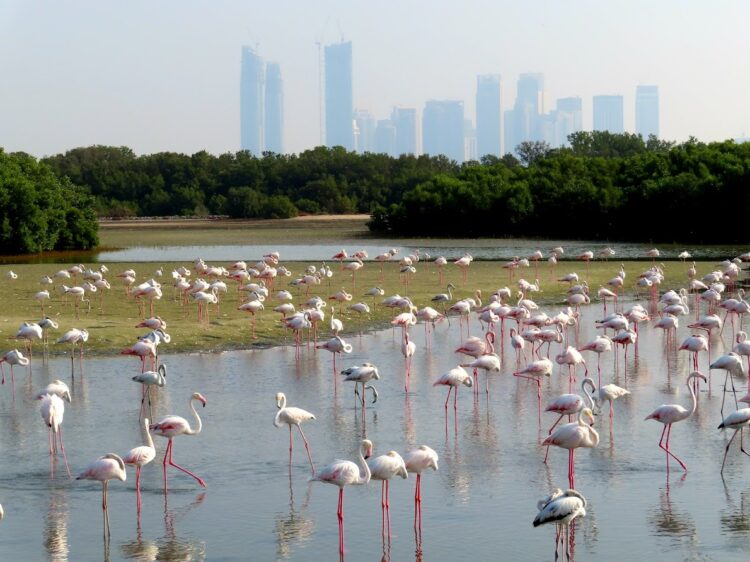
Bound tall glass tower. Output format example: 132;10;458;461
264;63;284;154
593;95;624;133
635;85;659;138
240;46;264;154
324;41;354;150
476;74;502;157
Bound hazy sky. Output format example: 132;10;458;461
2;0;749;157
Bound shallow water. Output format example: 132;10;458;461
96;240;750;263
1;294;749;561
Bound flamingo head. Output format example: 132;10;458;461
192;392;207;407
581;408;596;426
362;439;373;460
275;392;285;408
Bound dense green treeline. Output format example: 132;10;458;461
0;150;98;253
42;146;457;219
36;131;750;244
371;133;750;243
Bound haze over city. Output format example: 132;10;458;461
2;0;748;157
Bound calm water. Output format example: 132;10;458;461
1;295;750;561
96;240;750;263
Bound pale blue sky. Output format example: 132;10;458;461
1;0;748;156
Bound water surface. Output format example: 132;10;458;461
0;294;748;561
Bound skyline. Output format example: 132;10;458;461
2;1;749;157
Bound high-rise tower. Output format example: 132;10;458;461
635;85;659;138
422;100;465;162
324;41;354;150
264;62;284;153
593;95;624;133
476;74;502;157
240;46;264;154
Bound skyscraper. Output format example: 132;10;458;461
391;107;418;155
240;46;264;154
476;74;501;157
374;120;397;156
422;100;465;162
593;95;624;133
325;41;354;150
635;85;659;138
555;97;583;146
504;73;544;154
353;109;376;153
264;62;283;153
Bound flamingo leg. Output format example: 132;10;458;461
297;424;315;475
721;428;740;474
663;423;687;471
544;415;565;463
58;426;72;478
338;488;345;554
168;440;207;487
136;465;142;511
288;425;293;470
162;439;172;493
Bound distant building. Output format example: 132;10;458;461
240;46;264;154
593;95;624;133
325;41;354;150
374;120;397;156
635;85;659;139
264;62;284;153
422;100;465;162
555;97;583;146
353;109;376;153
476;74;502;157
464;119;477;161
391;107;418;155
504;73;544;154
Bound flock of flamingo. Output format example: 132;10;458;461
4;243;750;560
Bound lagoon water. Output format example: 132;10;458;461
96;239;750;263
1;294;749;561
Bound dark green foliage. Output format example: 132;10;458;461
35;137;750;244
0;150;98;253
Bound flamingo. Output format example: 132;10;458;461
433;366;473;414
709;353;744;416
368;448;408;541
310;439;372;555
36;380;71;402
461;352;501;395
330;307;343;336
514;358;554;417
510;328;526;364
238;299;264;340
0;349;29;388
431;284;456;318
122;417;156;511
401;332;416;392
555;346;587;391
533;488;587;562
315;336;353;375
136;316;167;331
76;454;127;537
39;393;72;477
581;377;630;423
645;371;707;472
120;339;157;373
132;364;167;420
150;392;207;491
454;254;473;283
56;328;89;375
341;363;379;418
578;335;612;387
274;392;316;475
14;322;42;359
679;334;709;373
542;408;599;488
718;408;750;474
612;328;637;376
404;445;438;537
543;390;593;463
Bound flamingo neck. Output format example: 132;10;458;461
144;420;155;449
187;397;203;435
581;379;597;410
357;447;371;485
273;395;286;427
686;377;698;417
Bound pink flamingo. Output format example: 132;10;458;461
534;488;587;562
310;439;372;555
645;371;706;473
0;349;29;389
581;377;630;424
274;392;315;474
122;417;156;511
718;408;750;474
368;449;408;541
514;358;553;419
39;393;72;477
120;339;157;372
612;328;637;377
433;366;473;421
76;453;127;537
679;334;709;380
401;332;416;392
150;392;207;492
404;445;438;539
710;352;745;416
238;299;264;340
543;390;593;463
542;408;599;488
555;346;587;392
315;336;353;377
578;335;612;387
